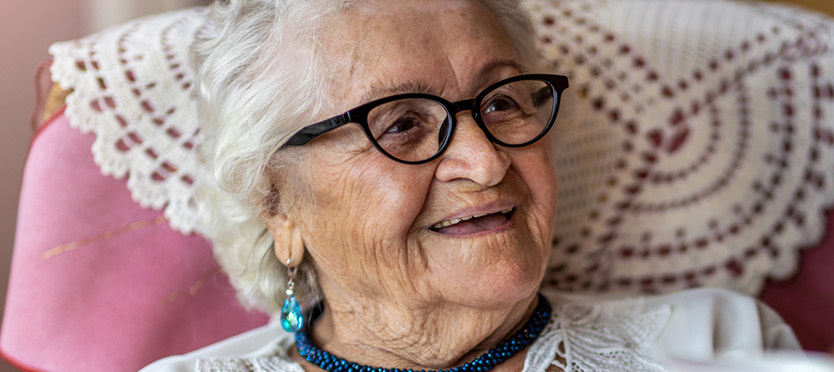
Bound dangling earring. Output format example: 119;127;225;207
281;258;305;332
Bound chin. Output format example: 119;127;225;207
435;249;547;310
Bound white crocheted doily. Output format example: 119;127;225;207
49;0;834;295
50;7;208;233
527;0;834;295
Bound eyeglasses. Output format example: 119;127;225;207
282;74;569;164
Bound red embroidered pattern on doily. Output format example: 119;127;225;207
527;0;834;295
50;8;208;233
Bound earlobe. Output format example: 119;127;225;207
264;215;305;267
290;222;304;266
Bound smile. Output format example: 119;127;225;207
430;208;515;234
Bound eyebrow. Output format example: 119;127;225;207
357;59;528;105
472;59;528;87
358;81;435;106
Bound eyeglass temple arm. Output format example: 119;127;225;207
283;113;351;147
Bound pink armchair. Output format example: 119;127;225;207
2;108;268;371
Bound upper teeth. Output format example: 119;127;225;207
432;208;513;229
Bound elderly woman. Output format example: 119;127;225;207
142;0;800;371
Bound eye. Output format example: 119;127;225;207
483;95;520;114
384;115;418;135
531;87;552;107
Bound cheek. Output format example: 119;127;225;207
338;161;432;234
520;141;557;207
296;156;435;284
516;142;558;248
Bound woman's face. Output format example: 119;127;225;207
279;0;557;312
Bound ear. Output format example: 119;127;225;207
263;214;305;267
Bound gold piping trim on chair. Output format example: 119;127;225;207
42;83;72;123
43;215;168;260
159;268;221;308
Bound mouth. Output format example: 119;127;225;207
429;207;515;235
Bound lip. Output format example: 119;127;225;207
427;202;517;237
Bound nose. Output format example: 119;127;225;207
434;113;511;187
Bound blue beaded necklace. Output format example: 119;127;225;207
295;293;551;372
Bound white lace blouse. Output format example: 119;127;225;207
140;288;800;372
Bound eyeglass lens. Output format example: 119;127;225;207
366;79;557;163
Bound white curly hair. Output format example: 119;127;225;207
192;0;541;314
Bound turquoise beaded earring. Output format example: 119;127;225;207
280;258;304;332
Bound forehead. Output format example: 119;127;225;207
319;0;522;110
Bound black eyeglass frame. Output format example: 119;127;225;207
282;73;570;165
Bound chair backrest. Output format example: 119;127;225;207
1;110;269;372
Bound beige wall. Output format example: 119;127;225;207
0;1;84;371
0;0;831;371
86;0;205;33
765;0;834;16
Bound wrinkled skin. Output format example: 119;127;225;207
265;0;558;370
